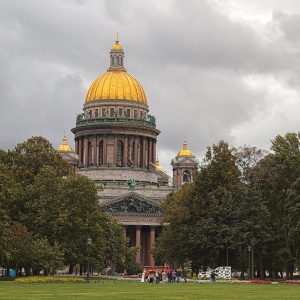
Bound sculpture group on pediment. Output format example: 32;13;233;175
105;197;161;215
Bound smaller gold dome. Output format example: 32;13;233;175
57;135;72;152
111;39;123;51
156;155;164;171
178;138;193;156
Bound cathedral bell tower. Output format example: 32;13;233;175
171;138;199;188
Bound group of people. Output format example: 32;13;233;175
142;269;182;284
167;269;182;283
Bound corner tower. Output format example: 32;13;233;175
171;138;199;188
57;135;78;173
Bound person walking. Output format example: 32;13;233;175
172;270;176;283
182;269;187;283
176;269;181;283
141;269;145;282
157;270;162;283
211;271;216;284
162;270;167;284
155;270;159;284
167;270;172;283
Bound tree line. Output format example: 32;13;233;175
0;136;139;276
153;132;300;279
1;133;300;279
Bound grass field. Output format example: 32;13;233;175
0;279;299;300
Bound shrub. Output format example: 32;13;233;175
14;276;84;283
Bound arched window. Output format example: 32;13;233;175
98;141;103;166
183;170;191;183
116;56;119;65
112;56;115;65
88;141;93;166
117;140;124;166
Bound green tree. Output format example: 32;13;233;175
154;187;194;267
22;166;63;243
0;202;10;269
218;191;240;269
287;178;300;271
7;222;34;277
31;238;64;275
192;141;244;268
155;141;244;274
102;215;127;272
121;246;143;275
1;136;129;277
0;163;19;269
257;132;300;279
238;177;272;279
12;136;70;186
235;146;272;278
54;174;106;274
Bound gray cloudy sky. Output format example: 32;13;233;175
0;0;299;174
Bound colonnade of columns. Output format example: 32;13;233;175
126;225;157;267
75;135;157;168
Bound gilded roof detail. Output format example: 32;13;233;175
57;136;72;152
85;69;147;103
111;39;123;51
156;155;164;171
178;138;193;157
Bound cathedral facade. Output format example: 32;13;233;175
58;38;198;267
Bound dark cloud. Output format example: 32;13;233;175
0;0;299;173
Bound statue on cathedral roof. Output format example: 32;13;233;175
128;178;136;190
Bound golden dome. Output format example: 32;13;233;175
57;135;72;152
86;38;147;103
156;155;164;171
178;138;193;156
85;69;147;103
111;39;123;51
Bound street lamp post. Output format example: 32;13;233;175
248;245;251;280
86;237;92;283
251;245;254;280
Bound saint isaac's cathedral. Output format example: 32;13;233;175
57;38;199;266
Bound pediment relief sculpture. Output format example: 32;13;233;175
104;196;161;215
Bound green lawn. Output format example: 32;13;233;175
0;280;299;300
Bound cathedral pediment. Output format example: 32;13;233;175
103;192;162;216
